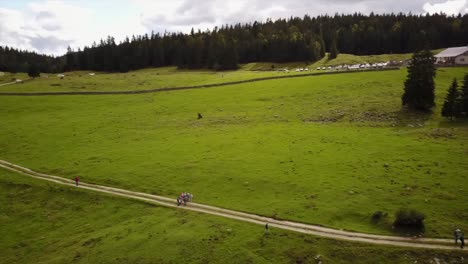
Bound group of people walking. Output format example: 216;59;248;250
177;192;193;206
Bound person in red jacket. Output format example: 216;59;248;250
75;176;80;186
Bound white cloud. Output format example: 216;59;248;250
0;1;95;55
135;0;421;34
0;0;147;55
0;8;31;51
423;0;468;15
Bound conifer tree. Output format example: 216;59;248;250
461;73;468;117
402;49;436;111
27;64;40;78
328;38;338;60
65;46;75;71
441;79;459;120
319;37;326;58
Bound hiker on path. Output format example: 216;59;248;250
74;176;80;186
461;233;465;249
265;223;269;234
455;228;462;244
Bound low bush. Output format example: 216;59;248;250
393;208;425;232
371;211;387;223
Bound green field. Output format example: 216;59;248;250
0;52;433;93
1;66;467;240
0;72;28;83
1;170;467;264
0;67;386;94
0;68;291;93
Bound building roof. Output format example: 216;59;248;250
435;46;468;58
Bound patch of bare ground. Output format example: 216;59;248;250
425;128;456;139
303;109;346;123
350;111;398;124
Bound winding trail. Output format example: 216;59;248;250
0;81;19;87
0;159;461;250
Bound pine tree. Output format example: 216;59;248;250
328;37;338;60
27;64;40;78
461;73;468;117
402;49;436;111
65;46;74;71
318;36;326;58
441;79;460;120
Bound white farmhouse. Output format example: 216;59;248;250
435;46;468;65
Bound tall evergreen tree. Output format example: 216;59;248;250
27;64;40;78
402;49;436;111
318;36;326;58
441;79;460;120
328;37;338;60
461;73;468;117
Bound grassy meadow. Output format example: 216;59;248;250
1;170;467;264
0;67;288;93
1;66;467;239
0;51;438;93
0;72;28;83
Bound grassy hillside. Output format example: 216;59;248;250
1;170;466;264
1;67;467;238
243;50;445;71
0;51;438;93
0;67;295;93
0;67;393;94
0;72;28;83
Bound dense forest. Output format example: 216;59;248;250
1;13;467;73
0;46;64;73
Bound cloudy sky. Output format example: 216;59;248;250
1;0;467;56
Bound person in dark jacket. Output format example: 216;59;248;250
454;228;461;244
460;233;465;249
74;176;80;186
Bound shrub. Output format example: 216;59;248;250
28;64;40;78
393;208;425;231
371;211;387;223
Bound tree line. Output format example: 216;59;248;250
1;13;468;73
0;46;64;73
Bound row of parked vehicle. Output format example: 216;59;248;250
316;61;391;71
275;60;402;73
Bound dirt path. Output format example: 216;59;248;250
0;159;462;250
0;81;18;87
